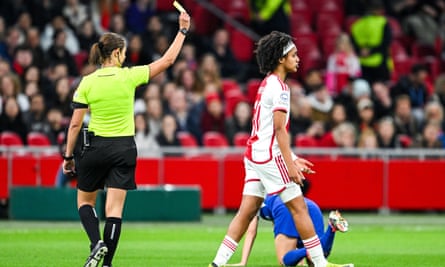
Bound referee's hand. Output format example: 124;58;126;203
179;11;190;31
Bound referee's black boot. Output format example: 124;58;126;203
84;240;108;267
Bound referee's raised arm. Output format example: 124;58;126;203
148;12;191;79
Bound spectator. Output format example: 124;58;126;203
394;66;430;124
125;34;150;66
302;68;323;93
376;116;399;148
402;1;440;51
393;94;420;139
134;112;160;157
225;100;252;146
197;53;222;89
0;97;28;143
371;81;393;120
357;128;379;149
40;15;80;55
325;103;348;132
207;28;239;79
3;26;24;63
307;84;334;123
411;121;443;148
250;0;291;35
11;44;34;77
16;11;33;34
46;29;79;76
125;0;154;34
0;72;29;113
109;13;129;38
321;122;357;148
134;83;161;114
22;93;51;136
77;19;100;53
356;97;376;134
156;114;182;156
423;101;445;131
180;43;198;71
431;74;445;107
46;107;65;145
141;15;164;61
201;93;225;134
325;33;361;96
23;81;39;99
62;0;89;31
145;97;163;138
25;27;47;69
350;0;392;83
167;88;189;132
290;97;313;138
52;77;74;118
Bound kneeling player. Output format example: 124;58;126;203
226;195;352;267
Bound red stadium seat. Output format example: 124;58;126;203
290;0;313;25
390;41;408;60
229;29;254;62
224;89;246;117
344;15;359;33
27;132;51;146
290;15;314;36
295;135;319;147
203;131;229;147
226;0;250;22
0;131;23;146
73;51;88;73
387;16;403;41
177;131;198;147
246;79;261;105
222;79;242;96
392;57;416;81
233;132;250;147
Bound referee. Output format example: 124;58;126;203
63;12;191;267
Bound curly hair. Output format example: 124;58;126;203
255;31;294;74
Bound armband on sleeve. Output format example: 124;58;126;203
71;101;88;109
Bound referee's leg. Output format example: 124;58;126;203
102;188;127;267
78;190;101;251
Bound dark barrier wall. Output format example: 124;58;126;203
2;155;445;211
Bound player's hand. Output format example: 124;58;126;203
294;157;315;175
179;11;190;31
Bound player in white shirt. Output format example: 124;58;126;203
208;31;350;267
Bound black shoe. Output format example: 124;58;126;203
84;240;108;267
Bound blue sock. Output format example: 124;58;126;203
320;224;336;257
282;247;307;266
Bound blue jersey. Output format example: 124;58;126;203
260;195;325;239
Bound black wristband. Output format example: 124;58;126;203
179;28;188;36
62;153;74;160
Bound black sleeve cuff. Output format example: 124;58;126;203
71;101;88;109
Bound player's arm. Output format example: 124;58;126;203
225;216;259;266
273;110;305;186
148;12;190;79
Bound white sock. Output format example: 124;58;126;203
212;235;238;266
303;236;327;267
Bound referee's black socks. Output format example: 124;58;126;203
103;217;122;266
78;205;101;251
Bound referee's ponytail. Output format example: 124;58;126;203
89;32;126;65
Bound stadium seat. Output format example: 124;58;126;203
224;89;246;117
0;131;23;146
290;1;313;25
290;15;313;36
229;29;254;62
177;131;198;147
390;41;408;60
233;132;250;147
73;51;88;73
246;79;261;105
203;131;229;147
344;15;359;33
27;132;51;147
226;0;250;22
392;57;416;81
295;135;319;147
386;16;403;41
222;79;242;96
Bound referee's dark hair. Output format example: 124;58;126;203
89;32;126;65
255;31;294;74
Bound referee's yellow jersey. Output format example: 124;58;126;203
73;65;149;137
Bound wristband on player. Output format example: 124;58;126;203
62;153;74;160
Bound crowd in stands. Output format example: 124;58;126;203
0;0;445;156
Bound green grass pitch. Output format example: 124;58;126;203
0;213;444;266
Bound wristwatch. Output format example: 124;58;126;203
179;28;188;36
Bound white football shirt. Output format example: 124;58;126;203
245;74;290;163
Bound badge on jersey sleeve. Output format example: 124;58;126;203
278;92;289;105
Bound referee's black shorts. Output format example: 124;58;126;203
77;135;137;192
